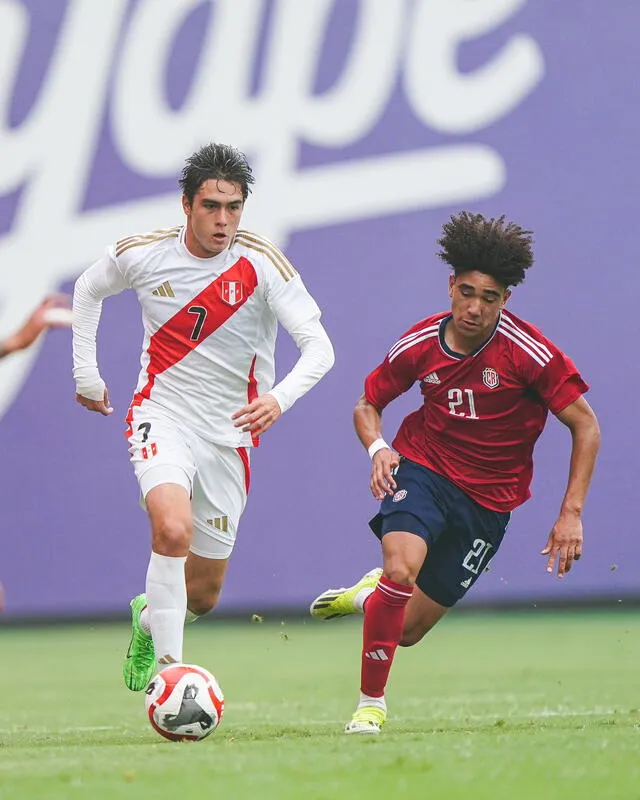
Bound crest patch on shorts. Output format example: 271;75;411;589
392;489;407;503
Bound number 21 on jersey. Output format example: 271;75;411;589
448;388;478;419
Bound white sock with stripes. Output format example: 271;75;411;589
146;552;187;664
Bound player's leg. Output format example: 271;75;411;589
185;443;249;618
346;530;426;735
124;408;196;691
346;459;450;734
184;553;228;616
399;585;449;646
310;563;447;639
144;482;193;665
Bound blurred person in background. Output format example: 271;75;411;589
72;143;334;691
310;212;600;735
0;294;73;611
0;295;72;360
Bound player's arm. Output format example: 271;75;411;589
233;265;334;437
72;251;128;416
356;342;417;500
0;295;72;359
541;396;601;577
353;394;400;501
233;315;334;436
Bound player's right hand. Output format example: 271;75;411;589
370;448;400;500
76;387;113;416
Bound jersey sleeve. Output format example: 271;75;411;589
72;248;129;399
518;331;589;414
260;252;322;330
364;327;422;411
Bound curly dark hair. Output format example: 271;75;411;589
179;143;255;203
437;211;534;287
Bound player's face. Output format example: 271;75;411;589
448;272;510;346
182;179;244;258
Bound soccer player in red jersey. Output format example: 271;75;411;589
310;212;601;734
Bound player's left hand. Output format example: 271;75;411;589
232;393;282;437
540;512;583;578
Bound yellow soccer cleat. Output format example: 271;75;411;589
309;568;382;620
345;705;387;735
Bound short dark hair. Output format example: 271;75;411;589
179;143;255;203
437;211;534;288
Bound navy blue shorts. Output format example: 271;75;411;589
369;458;510;607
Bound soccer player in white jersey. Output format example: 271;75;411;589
72;143;334;690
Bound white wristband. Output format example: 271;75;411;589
367;438;390;460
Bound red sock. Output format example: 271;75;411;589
360;576;413;697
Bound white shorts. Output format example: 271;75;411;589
127;403;250;559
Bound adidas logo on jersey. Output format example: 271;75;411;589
423;371;440;385
152;281;175;298
460;577;472;588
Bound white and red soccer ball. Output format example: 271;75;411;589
145;664;224;741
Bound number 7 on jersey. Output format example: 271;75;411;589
187;305;208;341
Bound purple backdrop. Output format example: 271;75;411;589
0;0;636;617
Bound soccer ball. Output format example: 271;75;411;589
145;664;224;742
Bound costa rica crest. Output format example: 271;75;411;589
220;280;244;306
482;367;500;389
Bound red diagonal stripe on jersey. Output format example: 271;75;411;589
126;257;258;436
247;354;259;447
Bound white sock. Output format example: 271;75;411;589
354;587;375;612
139;606;151;635
146;551;187;664
358;691;387;711
140;605;198;634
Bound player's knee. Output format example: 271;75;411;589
383;565;418;587
152;516;192;556
187;579;222;616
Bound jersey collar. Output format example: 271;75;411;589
438;312;501;360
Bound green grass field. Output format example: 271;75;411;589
0;610;638;800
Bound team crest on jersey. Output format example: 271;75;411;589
221;280;244;306
482;367;500;389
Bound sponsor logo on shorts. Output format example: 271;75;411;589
482;367;500;388
207;516;229;533
392;489;407;503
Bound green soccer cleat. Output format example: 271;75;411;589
123;593;156;692
345;705;387;735
309;568;382;620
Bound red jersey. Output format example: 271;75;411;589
364;310;588;513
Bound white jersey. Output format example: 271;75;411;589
72;226;332;447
